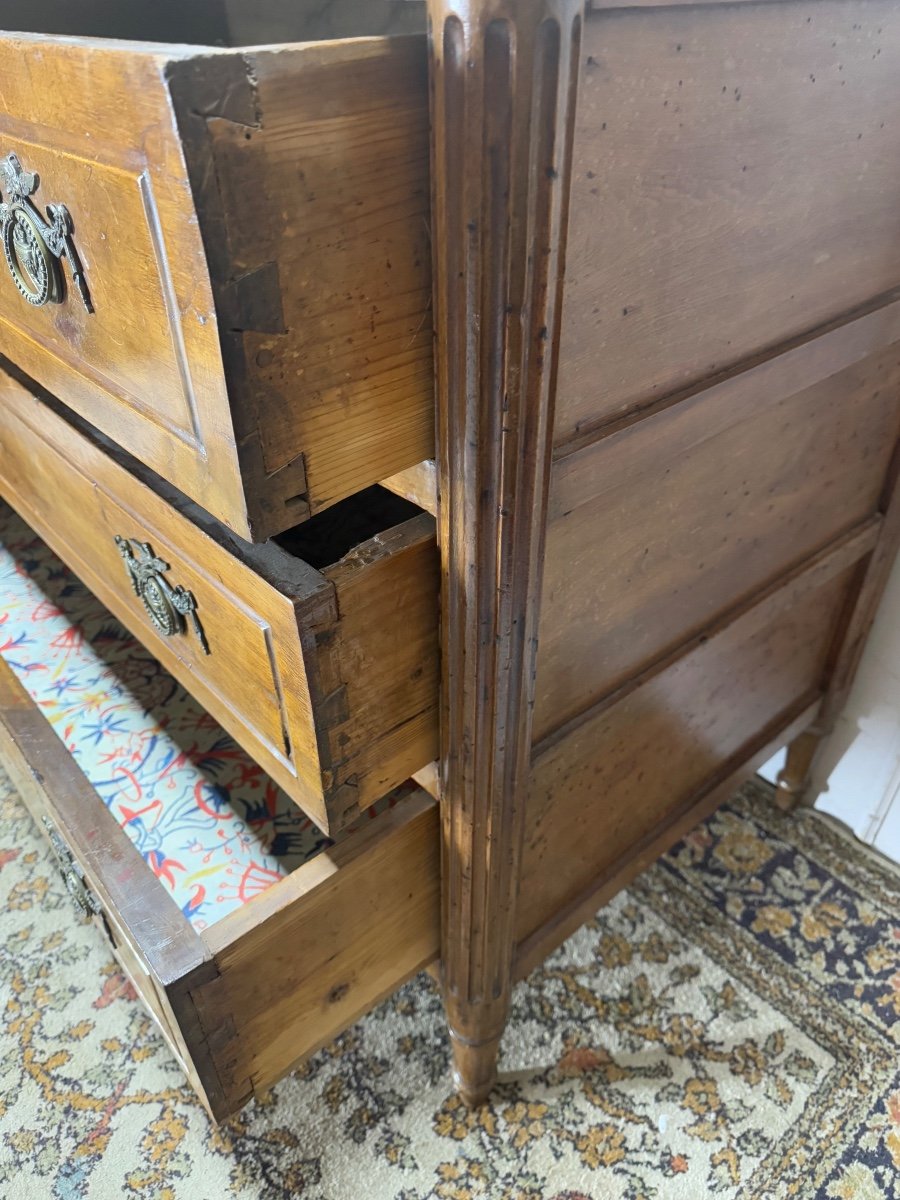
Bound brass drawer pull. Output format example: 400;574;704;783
115;535;210;655
0;153;93;313
41;817;101;919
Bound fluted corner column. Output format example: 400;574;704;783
426;0;584;1105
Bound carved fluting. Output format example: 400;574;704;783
428;0;583;1104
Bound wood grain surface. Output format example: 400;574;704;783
537;328;900;740
514;699;820;981
198;791;440;1114
171;34;434;536
556;0;900;448
381;460;439;516
519;560;861;947
0;34;251;530
0;30;433;539
0;368;438;833
427;0;583;1106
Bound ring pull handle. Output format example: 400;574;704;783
114;535;210;655
0;153;93;313
41;817;101;920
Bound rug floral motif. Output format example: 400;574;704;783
0;771;898;1199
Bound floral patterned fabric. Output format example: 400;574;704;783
0;501;339;930
1;771;899;1198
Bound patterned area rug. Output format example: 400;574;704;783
1;770;899;1200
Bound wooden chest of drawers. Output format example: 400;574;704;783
427;0;900;1104
1;0;899;1123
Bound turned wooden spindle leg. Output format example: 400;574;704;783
774;727;826;811
426;0;583;1105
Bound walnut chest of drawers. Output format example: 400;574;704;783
1;0;899;1121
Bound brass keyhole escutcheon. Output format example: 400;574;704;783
115;535;210;655
0;153;93;312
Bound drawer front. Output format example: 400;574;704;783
0;33;433;540
0;654;440;1121
0;369;439;833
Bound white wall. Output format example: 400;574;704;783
759;554;900;859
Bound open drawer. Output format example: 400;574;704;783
0;364;439;834
0;620;440;1121
0;2;432;539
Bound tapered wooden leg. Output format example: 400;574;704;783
774;727;826;811
426;0;583;1104
447;1028;505;1109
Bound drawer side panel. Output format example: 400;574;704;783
192;796;441;1115
324;518;440;810
167;35;435;535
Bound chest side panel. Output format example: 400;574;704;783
556;0;900;446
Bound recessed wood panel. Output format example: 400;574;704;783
0;35;246;530
0;137;200;443
535;333;900;740
519;563;856;945
556;0;900;443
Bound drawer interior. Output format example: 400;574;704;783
3;1;426;43
0;500;412;931
274;485;422;568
